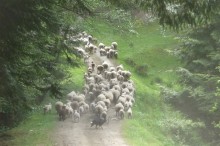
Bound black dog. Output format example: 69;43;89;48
90;116;106;129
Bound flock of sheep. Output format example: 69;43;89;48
43;31;135;129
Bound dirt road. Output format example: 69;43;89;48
52;51;129;146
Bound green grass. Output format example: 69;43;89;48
0;108;56;146
85;18;182;145
0;64;86;146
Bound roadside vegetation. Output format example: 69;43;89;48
1;0;220;146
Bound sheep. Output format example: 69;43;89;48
67;91;77;101
71;101;79;111
98;43;105;49
79;105;84;115
100;48;107;56
94;74;104;83
58;105;67;121
43;103;52;114
123;71;132;81
127;107;132;119
102;61;109;70
97;65;104;74
97;100;106;108
87;66;93;74
104;71;112;80
95;104;104;116
124;101;132;112
109;78;118;88
73;110;80;123
112;84;121;91
66;105;74;118
55;101;63;114
110;71;117;79
111;42;118;50
115;102;124;117
117;96;126;106
119;109;125;119
114;51;118;59
72;94;85;102
122;88;130;94
117;74;124;82
103;91;114;102
111;89;121;103
91;61;96;71
104;98;111;108
96;94;106;102
83;103;90;113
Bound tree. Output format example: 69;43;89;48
0;0;91;128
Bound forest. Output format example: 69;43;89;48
0;0;220;146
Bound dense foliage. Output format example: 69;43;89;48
0;0;89;128
1;0;220;145
174;13;220;145
105;0;219;29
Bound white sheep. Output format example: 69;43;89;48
73;110;80;123
83;103;89;113
119;109;125;119
79;105;84;115
98;43;105;49
55;101;63;114
127;107;132;119
43;103;52;114
111;42;118;50
115;102;124;117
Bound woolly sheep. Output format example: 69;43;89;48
67;91;77;101
71;101;79;111
127;107;132;119
58;104;67;121
100;48;107;56
94;74;104;83
98;43;105;49
91;61;96;71
116;64;123;71
66;105;74;118
79;105;84;115
115;102;124;117
97;65;104;74
111;89;121;103
102;61;109;70
55;101;63;114
104;98;111;108
111;42;118;50
96;94;106;102
95;104;104;116
102;91;114;102
72;94;85;102
117;96;126;106
43;103;52;114
73;110;80;123
83;103;89;113
97;100;106;108
119;109;125;119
